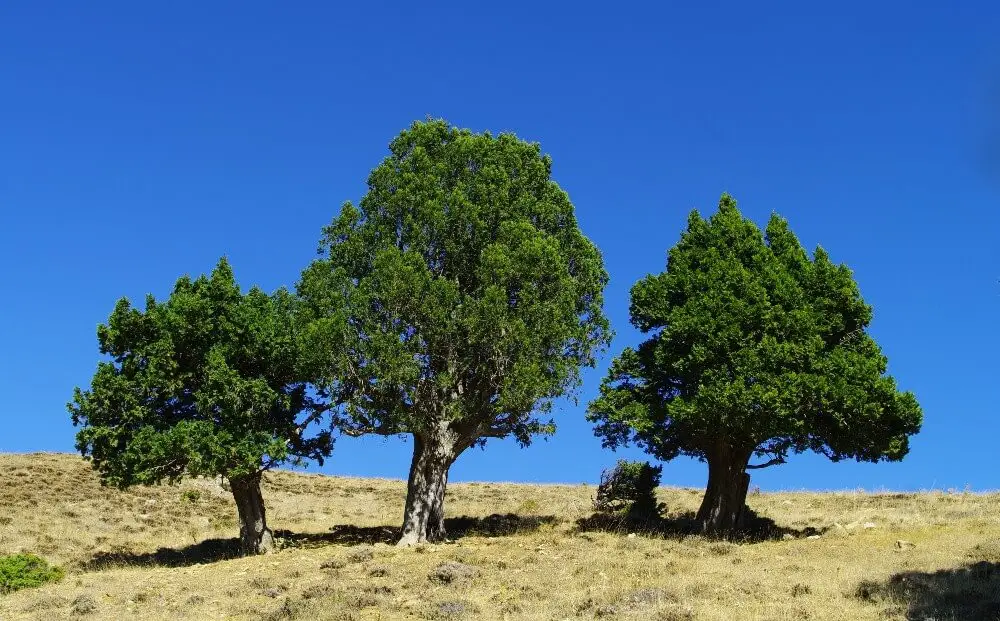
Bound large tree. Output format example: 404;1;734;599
299;119;611;545
588;195;922;537
70;259;331;555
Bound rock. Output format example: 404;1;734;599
627;533;637;539
806;535;821;540
429;561;480;584
895;540;916;550
782;533;795;541
862;522;877;529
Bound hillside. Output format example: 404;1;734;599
0;453;997;620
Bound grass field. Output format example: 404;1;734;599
0;453;997;620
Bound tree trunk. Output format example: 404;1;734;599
696;448;752;538
230;474;275;555
398;433;457;546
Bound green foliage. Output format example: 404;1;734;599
588;194;922;470
182;489;202;503
0;554;64;594
593;460;664;520
299;119;611;448
69;258;332;488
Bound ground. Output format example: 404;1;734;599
0;453;997;620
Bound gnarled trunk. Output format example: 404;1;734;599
230;474;275;555
696;447;752;538
398;432;457;546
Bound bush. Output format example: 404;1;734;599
594;460;664;521
0;554;64;594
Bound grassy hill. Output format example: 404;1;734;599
0;453;997;620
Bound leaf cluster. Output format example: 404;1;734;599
70;259;331;487
299;119;611;447
588;195;922;466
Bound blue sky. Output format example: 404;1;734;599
2;2;998;491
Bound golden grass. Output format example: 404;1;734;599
0;452;997;620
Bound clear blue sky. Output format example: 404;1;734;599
2;2;998;491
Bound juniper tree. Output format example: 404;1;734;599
299;119;611;545
588;195;922;537
70;259;331;555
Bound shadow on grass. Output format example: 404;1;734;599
81;513;558;570
81;537;243;570
278;513;559;549
574;506;822;543
854;562;1000;619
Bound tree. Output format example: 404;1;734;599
69;259;331;555
298;119;611;545
588;195;922;538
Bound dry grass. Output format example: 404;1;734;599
0;453;997;620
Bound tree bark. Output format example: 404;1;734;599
695;447;752;538
398;432;457;546
230;474;275;555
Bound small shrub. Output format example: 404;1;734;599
593;460;664;521
0;554;64;594
71;593;97;616
181;489;201;503
346;545;374;563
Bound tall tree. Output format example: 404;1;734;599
299;119;611;545
69;259;331;555
588;195;922;537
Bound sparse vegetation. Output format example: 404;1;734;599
1;453;998;620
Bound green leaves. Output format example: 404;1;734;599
589;194;922;468
70;258;331;488
300;119;611;448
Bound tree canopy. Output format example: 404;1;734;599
69;258;330;554
588;195;922;536
299;119;611;544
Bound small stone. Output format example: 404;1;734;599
782;533;795;541
627;533;637;539
862;522;877;529
807;535;821;540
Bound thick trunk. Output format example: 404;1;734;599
230;474;275;555
696;448;752;538
398;433;457;546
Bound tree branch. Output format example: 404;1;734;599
746;457;785;470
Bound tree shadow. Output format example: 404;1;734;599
81;537;243;571
854;561;1000;620
574;506;822;543
445;513;559;538
278;513;559;548
80;513;558;570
